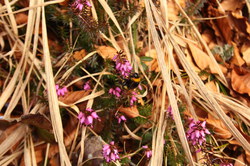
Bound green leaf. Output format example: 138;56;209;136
140;56;153;62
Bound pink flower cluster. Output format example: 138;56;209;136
186;119;210;146
142;145;152;159
116;115;126;123
55;85;68;97
166;106;173;119
130;91;137;106
102;141;120;163
113;54;132;78
83;81;91;90
71;0;91;12
78;108;99;127
109;87;122;98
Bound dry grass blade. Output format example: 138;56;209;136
0;151;23;166
24;135;37;166
151;84;167;165
167;16;250;153
98;0;125;39
173;0;227;85
0;124;26;158
144;0;194;165
41;0;71;165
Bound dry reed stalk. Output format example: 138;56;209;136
41;0;71;165
144;0;194;165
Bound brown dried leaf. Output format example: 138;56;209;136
20;113;52;130
220;0;245;12
20;115;78;165
167;0;186;21
71;76;85;89
231;69;250;96
0;119;16;130
188;43;210;70
229;12;250;37
201;29;216;49
59;90;91;105
0;123;20;144
208;6;232;43
118;105;139;118
71;49;87;61
246;151;250;164
241;42;250;66
206;118;232;139
205;80;218;93
15;13;28;25
231;42;245;66
144;48;173;72
95;45;117;59
234;153;247;166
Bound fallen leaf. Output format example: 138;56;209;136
234;153;246;166
20;115;78;165
118;105;140;118
71;76;85;89
246;151;250;164
71;49;87;61
208;6;232;43
21;113;52;130
231;69;250;96
209;63;228;75
167;0;186;21
15;12;28;25
188;43;210;70
241;42;250;66
201;29;216;49
95;45;117;59
231;42;245;66
205;80;219;93
220;0;245;12
206;118;232;139
229;12;250;37
59;90;91;105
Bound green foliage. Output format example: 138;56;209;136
84;53;105;73
140;56;153;62
142;132;153;145
134;104;152;125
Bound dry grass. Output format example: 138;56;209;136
0;0;250;165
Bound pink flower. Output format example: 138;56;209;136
71;0;91;11
113;53;132;78
109;87;122;98
85;0;92;7
166;106;173;119
130;91;137;106
186;119;210;146
55;84;68;97
102;141;120;163
116;115;126;123
83;81;91;90
138;84;143;90
220;163;233;166
71;0;84;11
142;145;152;159
78;108;100;127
